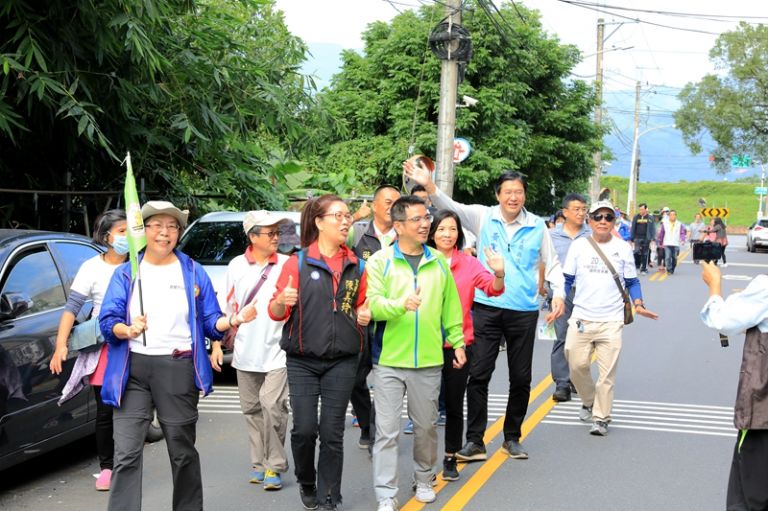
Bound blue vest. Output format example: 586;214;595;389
475;208;545;311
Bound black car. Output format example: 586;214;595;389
0;229;104;471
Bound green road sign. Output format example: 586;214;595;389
732;154;752;168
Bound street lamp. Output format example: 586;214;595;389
626;124;675;216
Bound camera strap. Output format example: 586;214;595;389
587;237;630;305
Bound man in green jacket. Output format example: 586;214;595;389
366;195;466;511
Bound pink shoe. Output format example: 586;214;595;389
95;469;112;491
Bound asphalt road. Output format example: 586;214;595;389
1;236;764;510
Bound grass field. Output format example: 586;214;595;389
599;176;766;230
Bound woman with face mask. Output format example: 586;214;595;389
50;209;128;491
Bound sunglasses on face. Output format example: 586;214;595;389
590;213;615;223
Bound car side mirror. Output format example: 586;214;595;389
0;292;34;321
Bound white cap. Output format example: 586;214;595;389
243;210;290;234
141;201;189;228
589;199;615;214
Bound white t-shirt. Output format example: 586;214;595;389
563;236;637;322
129;260;192;355
223;253;288;372
70;254;122;316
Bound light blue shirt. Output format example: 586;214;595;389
700;274;768;336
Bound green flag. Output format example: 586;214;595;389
124;152;146;280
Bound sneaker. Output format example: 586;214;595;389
640;270;648;275
569;381;578;395
249;470;265;484
579;405;593;422
501;440;528;459
403;419;414;435
590;420;609;436
377;498;398;511
436;412;447;426
442;456;459;481
318;498;338;511
722;263;729;267
552;387;571;402
300;485;318;510
95;468;112;491
263;470;282;490
455;441;487;462
414;481;436;503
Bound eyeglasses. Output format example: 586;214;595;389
568;207;588;214
321;212;353;223
145;222;180;232
590;213;615;223
397;214;433;224
254;231;279;239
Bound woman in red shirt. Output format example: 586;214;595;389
426;210;505;482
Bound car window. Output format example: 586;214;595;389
1;247;66;317
178;221;248;265
759;220;768;228
49;241;102;285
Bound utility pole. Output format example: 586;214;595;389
626;81;642;216
589;18;605;202
434;0;462;197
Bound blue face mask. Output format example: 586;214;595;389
111;235;130;255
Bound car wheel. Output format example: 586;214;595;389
748;241;755;253
145;412;164;443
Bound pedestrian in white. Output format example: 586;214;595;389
562;200;659;436
211;211;291;490
658;209;686;275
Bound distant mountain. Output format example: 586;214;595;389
300;45;763;183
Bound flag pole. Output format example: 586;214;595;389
124;152;148;346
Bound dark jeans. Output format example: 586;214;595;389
633;238;650;271
552;289;575;390
721;245;728;264
93;385;114;470
350;332;374;442
109;353;201;511
287;354;357;507
442;346;471;454
727;429;768;510
664;246;680;273
465;303;538;444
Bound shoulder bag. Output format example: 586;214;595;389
586;237;634;325
221;263;274;350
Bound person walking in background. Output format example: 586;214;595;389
658;209;686;275
704;217;729;267
630;203;655;275
50;210;127;492
426;209;505;482
689;213;705;249
99;201;257;511
549;194;591;403
269;195;370;511
563;200;658;437
210;211;291;490
403;163;564;461
365;196;466;510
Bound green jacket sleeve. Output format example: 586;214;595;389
441;267;465;349
366;252;407;320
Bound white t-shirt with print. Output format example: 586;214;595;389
70;254;122;316
563;236;637;322
223;253;288;372
129;260;192;355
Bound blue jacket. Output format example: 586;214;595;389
99;250;223;407
475;208;546;311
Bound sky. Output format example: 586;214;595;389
273;0;768;183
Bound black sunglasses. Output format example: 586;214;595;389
590;213;615;222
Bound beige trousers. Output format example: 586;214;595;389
236;367;290;472
564;319;623;423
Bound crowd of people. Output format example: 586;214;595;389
50;167;764;511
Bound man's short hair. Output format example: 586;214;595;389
638;202;648;209
391;196;426;222
411;184;427;194
562;193;587;209
374;184;400;199
495;171;527;194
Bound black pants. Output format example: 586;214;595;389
109;353;201;511
465;303;538;444
350;332;374;442
721;245;728;264
633;238;650;271
93;385;114;470
727;429;768;510
443;346;471;454
287;354;357;507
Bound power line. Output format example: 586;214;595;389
556;1;768;22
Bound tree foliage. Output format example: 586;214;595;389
0;0;312;230
302;1;601;213
675;22;768;172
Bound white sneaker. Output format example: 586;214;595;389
377;497;398;511
722;263;729;267
414;481;436;503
